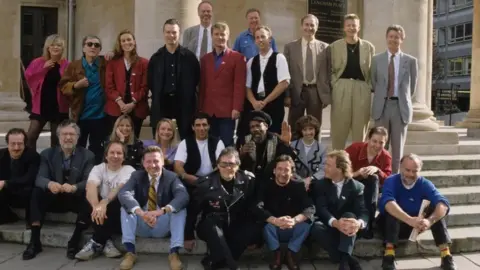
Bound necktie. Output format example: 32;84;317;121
388;54;395;97
147;177;157;211
306;42;314;82
200;28;208;58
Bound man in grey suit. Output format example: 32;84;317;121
182;1;213;60
23;119;95;261
118;145;189;270
371;25;418;173
284;14;329;137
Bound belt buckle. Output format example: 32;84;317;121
258;92;266;98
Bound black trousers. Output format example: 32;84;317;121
357;174;379;230
78;117;107;165
197;216;262;268
377;206;451;246
310;212;358;263
184;183;198;241
0;186;31;223
29;187;90;227
90;198;121;245
105;114;144;140
156;93;192;140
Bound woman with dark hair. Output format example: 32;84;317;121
105;29;149;138
290;115;327;191
107;114;144;169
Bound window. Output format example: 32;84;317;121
466;57;472;75
449;22;473;43
438;27;446;45
450;0;473;9
448;56;472;76
433;0;437;14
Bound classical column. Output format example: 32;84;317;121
179;0;201;30
456;2;480;133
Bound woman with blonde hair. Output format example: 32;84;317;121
25;34;70;150
143;118;179;170
105;29;149;138
107;115;144;169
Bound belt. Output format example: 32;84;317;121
302;83;316;88
386;97;399;100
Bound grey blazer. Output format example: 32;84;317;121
182;24;201;55
35;146;95;194
291;139;327;181
118;169;189;213
371;51;418;124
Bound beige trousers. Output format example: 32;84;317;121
330;78;371;150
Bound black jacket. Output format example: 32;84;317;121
0;147;40;190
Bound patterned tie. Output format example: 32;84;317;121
306;41;314;82
200;27;208;58
147;177;157;211
388;54;395;97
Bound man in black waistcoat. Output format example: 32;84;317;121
237;25;290;144
173;112;225;249
148;18;200;139
0;128;40;225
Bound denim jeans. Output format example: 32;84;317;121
263;221;311;252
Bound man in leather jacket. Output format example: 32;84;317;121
184;147;261;270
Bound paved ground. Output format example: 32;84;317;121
0;243;480;269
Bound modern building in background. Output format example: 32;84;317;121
433;0;473;114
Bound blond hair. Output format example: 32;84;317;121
43;34;65;60
155;118;180;148
327;150;353;178
211;21;230;35
109;115;135;145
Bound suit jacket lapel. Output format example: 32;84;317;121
192;25;200;51
359;39;369;79
382;51;389;84
307;141;320;164
69;150;83;184
294;39;303;74
399;52;408;82
315;40;322;75
295;140;307;164
54;149;63;184
337;179;350;211
215;49;229;77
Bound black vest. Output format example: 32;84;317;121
183;136;219;175
250;52;283;105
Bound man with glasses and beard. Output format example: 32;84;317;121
23;119;95;260
187;147;259;270
377;154;456;270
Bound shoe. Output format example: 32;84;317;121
348;256;363;270
269;250;283;270
285;250;300;270
168;252;183;270
441;255;457;270
66;240;80;260
75;239;103;261
381;255;396;270
22;242;42;260
120;252;137;270
103;239;122;258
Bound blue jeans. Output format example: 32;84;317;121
120;208;186;249
209;116;235;146
263;222;311;253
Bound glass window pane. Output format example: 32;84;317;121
455;25;464;39
465;22;472;37
22;13;33;35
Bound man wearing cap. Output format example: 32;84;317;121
237;111;296;184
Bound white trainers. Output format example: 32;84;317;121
75;239;102;261
103;239;122;258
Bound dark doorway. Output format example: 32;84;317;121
20;6;58;67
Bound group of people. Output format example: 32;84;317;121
1;1;458;270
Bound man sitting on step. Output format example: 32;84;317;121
0;128;40;225
23;120;95;261
377;153;457;270
118;145;189;270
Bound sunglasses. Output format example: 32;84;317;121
218;162;238;168
85;42;101;48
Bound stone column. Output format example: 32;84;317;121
456;2;480;133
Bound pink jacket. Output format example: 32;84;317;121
25;57;70;115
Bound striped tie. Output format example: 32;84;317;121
147;177;157;211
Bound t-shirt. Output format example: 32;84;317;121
174;139;225;177
87;163;135;199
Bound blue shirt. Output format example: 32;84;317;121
233;29;278;60
378;174;450;217
80;57;105;120
213;50;225;70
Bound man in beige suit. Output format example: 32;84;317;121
182;1;213;60
325;14;375;150
284;14;329;137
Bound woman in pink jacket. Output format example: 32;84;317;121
25;34;70;150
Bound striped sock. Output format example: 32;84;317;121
440;245;451;258
384;246;395;257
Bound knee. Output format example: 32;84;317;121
341;212;357;219
364;174;380;186
172;208;187;217
263;223;277;234
310;222;328;240
295;221;312;232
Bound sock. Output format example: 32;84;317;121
31;226;41;244
124;242;136;254
440;245;451;258
170;247;180;254
384;246;395;257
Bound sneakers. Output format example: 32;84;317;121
441;255;457;270
120;252;138;270
103;239;122;258
75;239;103;261
381;255;396;270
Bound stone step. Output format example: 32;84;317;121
0;97;27;111
422;155;480;170
422;169;480;188
0;222;479;258
438;185;480;205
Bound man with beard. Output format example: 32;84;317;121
378;154;457;270
0;128;40;225
237;111;296;184
23;120;95;260
182;1;214;60
148;18;200;139
187;147;259;270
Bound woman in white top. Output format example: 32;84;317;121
75;141;136;261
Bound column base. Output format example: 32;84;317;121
455;109;480;129
408;103;439;131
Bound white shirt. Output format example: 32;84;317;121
246;48;291;94
196;25;213;59
123;58;131;71
301;38;317;84
174;139;225;177
87;163;135;200
327;180;366;229
303;139;314;156
387;50;401;97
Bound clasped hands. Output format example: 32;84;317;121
407;216;432;234
333;218;361;236
137;208;167;228
272;216;296;230
47;181;77;194
355;166;379;178
91;199;109;225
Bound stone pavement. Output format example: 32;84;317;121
0;243;480;270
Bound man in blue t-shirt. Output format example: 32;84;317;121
378;154;456;270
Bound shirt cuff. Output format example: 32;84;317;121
166;204;175;213
131;206;140;214
328;218;336;227
358;219;366;229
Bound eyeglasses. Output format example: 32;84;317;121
85;42;101;48
218;162;238;168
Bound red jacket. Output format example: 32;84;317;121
105;57;149;119
199;49;246;118
345;142;392;185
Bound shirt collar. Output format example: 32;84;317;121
260;48;273;59
82;56;99;67
213;48;227;57
301;37;316;46
358;142;370;160
388;49;401;58
200;24;211;31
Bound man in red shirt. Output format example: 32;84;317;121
345;126;392;238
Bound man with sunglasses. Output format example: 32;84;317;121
186;147;260;270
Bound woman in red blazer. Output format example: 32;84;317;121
105;30;149;138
